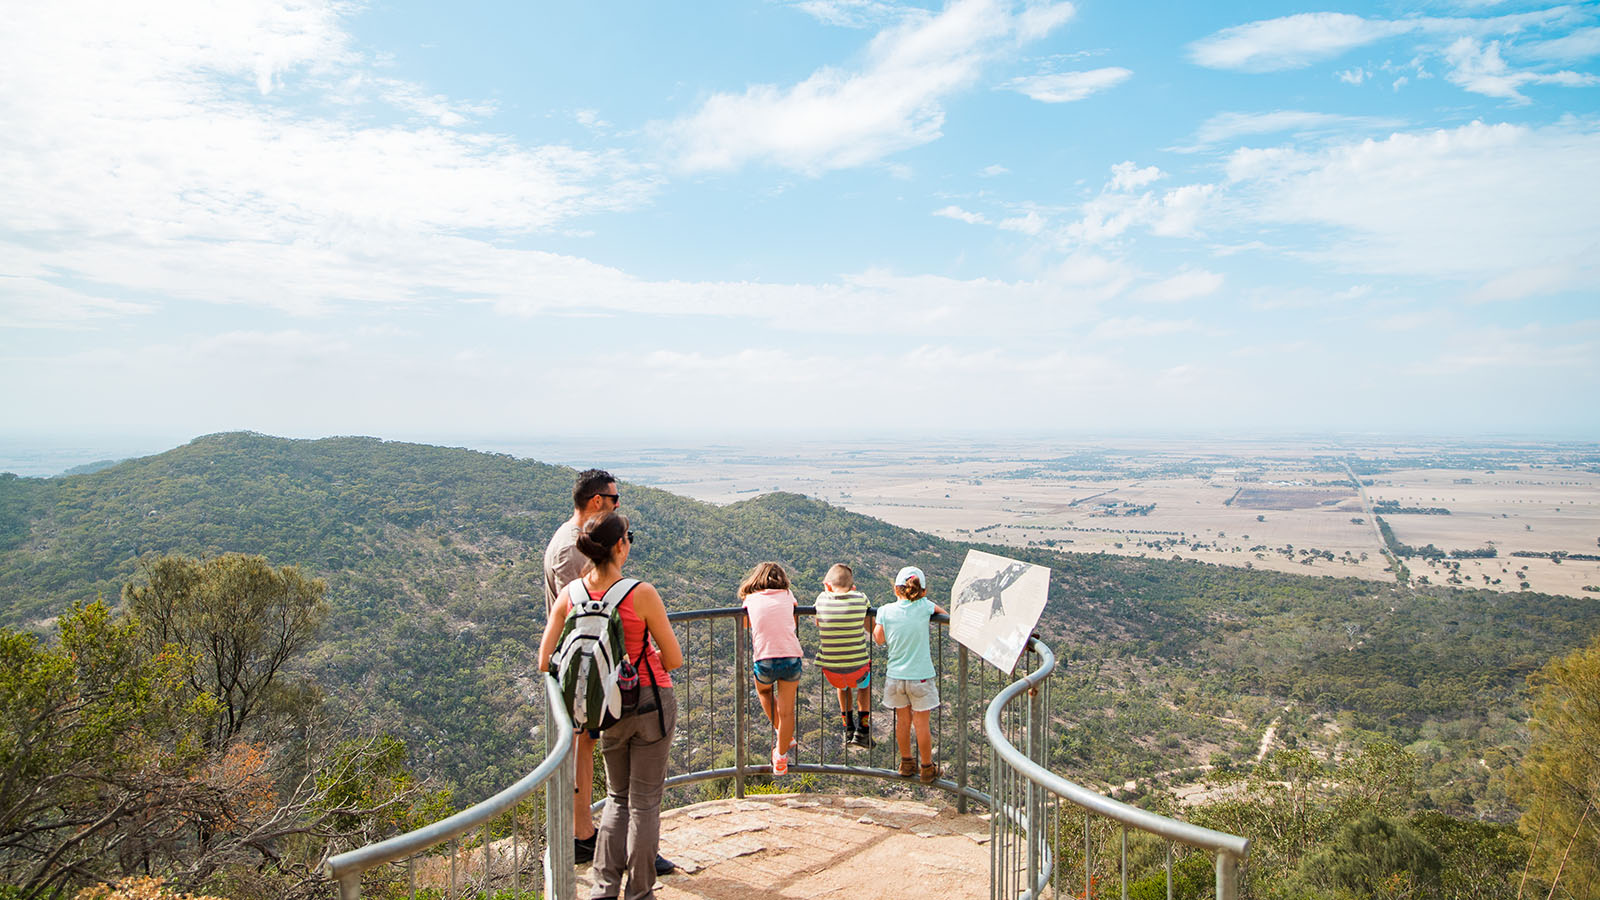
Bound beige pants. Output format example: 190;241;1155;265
591;688;677;900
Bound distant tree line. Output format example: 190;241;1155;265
1374;500;1452;515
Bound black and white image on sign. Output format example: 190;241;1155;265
948;549;1050;673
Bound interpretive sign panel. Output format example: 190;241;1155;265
948;549;1050;673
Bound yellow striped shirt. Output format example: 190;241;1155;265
814;590;871;671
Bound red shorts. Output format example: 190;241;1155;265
823;663;871;690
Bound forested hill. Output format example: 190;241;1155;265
2;432;1598;807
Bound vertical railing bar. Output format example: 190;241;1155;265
1085;809;1093;900
483;823;491;894
956;643;969;814
817;637;825;767
1024;680;1038;899
1165;842;1173;900
708;618;714;775
735;613;747;798
936;622;944;768
1120;825;1128;900
449;837;458;898
1216;852;1238;900
408;855;415;900
512;809;520;900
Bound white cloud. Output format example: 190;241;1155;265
0;0;658;319
999;211;1046;234
1188;8;1584;75
1135;270;1224;303
1006;67;1131;102
0;278;157;328
980;164;1010;177
1183;111;1406;150
1061;164;1212;245
1016;0;1077;40
1443;37;1599;103
1399;325;1598;376
662;0;1075;173
1108;161;1163;191
1221;120;1600;287
934;205;991;225
1189;13;1414;72
1523;25;1600;63
1338;67;1369;85
790;0;916;29
1468;263;1588;301
1088;316;1205;339
1150;184;1214;236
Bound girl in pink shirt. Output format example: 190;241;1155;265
740;561;803;775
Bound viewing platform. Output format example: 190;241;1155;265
586;794;990;900
326;606;1250;900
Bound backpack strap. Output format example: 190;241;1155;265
565;576;640;613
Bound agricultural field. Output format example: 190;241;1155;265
548;436;1600;599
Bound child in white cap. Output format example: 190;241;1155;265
873;565;947;783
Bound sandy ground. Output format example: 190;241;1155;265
414;794;992;899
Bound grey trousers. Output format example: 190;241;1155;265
591;687;677;900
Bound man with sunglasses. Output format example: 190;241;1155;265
543;470;676;875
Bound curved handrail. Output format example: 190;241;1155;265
984;639;1249;858
324;606;1248;899
323;673;575;891
984;637;1249;900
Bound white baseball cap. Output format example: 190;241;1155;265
894;566;926;587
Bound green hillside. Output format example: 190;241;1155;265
2;432;1597;814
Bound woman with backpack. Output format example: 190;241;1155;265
540;511;683;900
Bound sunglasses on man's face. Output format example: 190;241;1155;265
596;493;620;504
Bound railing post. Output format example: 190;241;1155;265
957;644;970;814
1025;682;1040;898
545;690;575;900
1216;852;1239;900
336;876;359;900
735;617;747;799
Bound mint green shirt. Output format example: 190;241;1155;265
877;597;936;681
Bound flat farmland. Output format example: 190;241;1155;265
519;437;1600;599
1370;466;1600;596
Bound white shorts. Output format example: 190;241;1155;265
883;676;939;712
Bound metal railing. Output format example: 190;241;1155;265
323;674;575;900
986;638;1250;900
325;607;1248;899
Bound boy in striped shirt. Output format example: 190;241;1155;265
815;564;875;748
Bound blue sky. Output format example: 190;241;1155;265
2;0;1598;446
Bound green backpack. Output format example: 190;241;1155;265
551;578;640;730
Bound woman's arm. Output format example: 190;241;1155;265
873;622;886;646
538;595;571;672
634;583;684;670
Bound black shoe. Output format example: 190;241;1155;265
844;727;860;747
574;833;596;864
855;729;875;749
655;853;677;875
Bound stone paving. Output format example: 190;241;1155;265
575;793;993;900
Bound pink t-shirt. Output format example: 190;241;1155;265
587;584;672;688
743;588;802;661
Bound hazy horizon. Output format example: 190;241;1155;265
4;427;1597;480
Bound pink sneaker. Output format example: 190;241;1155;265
772;747;788;776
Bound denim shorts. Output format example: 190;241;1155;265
753;656;803;684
